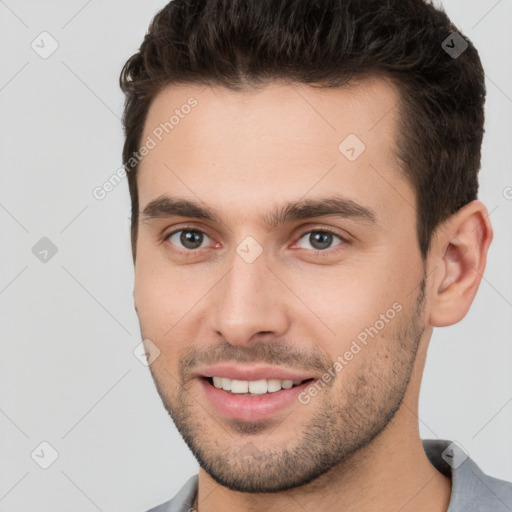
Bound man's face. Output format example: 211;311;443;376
134;78;429;492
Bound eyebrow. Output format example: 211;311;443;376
140;195;378;227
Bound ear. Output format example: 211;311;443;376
429;200;493;327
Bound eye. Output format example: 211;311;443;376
165;228;213;251
163;226;348;256
296;229;347;252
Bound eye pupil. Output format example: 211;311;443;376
181;230;203;249
310;231;332;250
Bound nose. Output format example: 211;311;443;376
209;250;290;347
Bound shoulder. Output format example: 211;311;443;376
145;475;198;512
454;465;512;511
422;439;512;512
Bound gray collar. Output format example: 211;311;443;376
147;439;512;511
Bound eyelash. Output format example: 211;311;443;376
163;225;350;257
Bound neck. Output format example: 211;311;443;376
195;414;451;512
194;334;451;512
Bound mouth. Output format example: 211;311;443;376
203;376;314;396
196;367;317;422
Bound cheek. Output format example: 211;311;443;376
293;266;398;352
134;253;208;347
134;257;173;338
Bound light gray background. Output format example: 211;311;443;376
1;1;511;511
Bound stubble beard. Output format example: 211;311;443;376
147;278;426;493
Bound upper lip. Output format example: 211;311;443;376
195;364;315;382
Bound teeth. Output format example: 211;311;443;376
221;377;232;391
230;379;249;393
210;377;304;394
281;379;293;389
248;379;267;394
267;379;282;393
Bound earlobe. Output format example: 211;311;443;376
429;200;493;327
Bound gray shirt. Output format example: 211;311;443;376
146;439;512;511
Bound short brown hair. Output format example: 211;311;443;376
120;0;486;262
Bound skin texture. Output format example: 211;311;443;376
133;78;493;512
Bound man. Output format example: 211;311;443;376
119;0;512;510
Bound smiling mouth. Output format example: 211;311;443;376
203;376;315;396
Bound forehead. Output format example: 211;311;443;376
137;78;414;230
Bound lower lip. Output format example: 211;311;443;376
199;378;312;422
